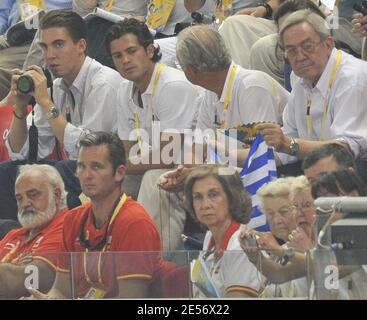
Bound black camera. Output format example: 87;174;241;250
354;0;367;16
16;68;53;95
191;11;215;25
16;74;35;95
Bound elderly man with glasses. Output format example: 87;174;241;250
245;9;367;177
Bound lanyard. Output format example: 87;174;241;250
220;64;237;129
105;0;114;11
214;0;233;23
83;251;104;286
1;241;21;263
146;0;176;32
306;50;342;140
134;63;164;153
82;193;127;286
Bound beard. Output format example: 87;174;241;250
18;194;57;230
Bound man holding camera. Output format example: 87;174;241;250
0;1;73;101
0;10;122;221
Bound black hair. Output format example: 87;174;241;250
79;131;126;174
274;0;326;25
311;168;367;199
40;10;87;45
105;18;161;62
302;143;356;171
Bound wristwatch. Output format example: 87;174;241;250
47;105;59;120
282;246;296;264
289;137;299;156
257;2;273;19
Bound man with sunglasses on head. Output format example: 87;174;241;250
251;9;367;178
28;132;163;299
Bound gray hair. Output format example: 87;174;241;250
176;25;232;73
16;164;68;209
182;164;253;224
290;175;311;200
257;177;295;212
279;9;331;48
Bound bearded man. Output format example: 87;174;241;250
0;164;68;299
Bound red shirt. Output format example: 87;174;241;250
0;209;68;269
58;196;163;298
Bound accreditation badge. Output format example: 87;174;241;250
19;0;45;20
84;287;107;299
146;0;176;32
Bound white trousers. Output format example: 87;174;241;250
137;169;187;251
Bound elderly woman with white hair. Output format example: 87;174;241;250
239;177;311;298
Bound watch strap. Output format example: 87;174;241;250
257;2;273;19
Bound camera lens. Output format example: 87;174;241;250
191;12;204;23
16;74;34;95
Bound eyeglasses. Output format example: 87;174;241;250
293;202;314;211
283;40;323;58
267;206;295;218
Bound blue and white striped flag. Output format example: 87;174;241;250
240;135;277;232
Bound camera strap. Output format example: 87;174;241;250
27;98;38;164
27;77;54;163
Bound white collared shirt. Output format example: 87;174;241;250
196;62;289;131
7;57;122;160
117;63;202;144
278;48;367;165
73;0;148;18
194;225;262;298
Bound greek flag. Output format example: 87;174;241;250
240;135;277;231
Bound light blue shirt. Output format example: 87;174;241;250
232;0;259;13
0;0;17;34
0;0;72;35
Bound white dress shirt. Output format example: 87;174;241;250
278;48;367;165
6;57;122;160
117;62;202;144
73;0;148;18
194;224;262;298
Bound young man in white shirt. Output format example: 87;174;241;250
106;19;201;164
0;10;122;220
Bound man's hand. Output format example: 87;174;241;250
158;165;192;192
235;6;266;17
9;69;32;112
22;287;65;300
24;65;53;109
352;13;367;37
256;122;290;153
21;288;49;299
